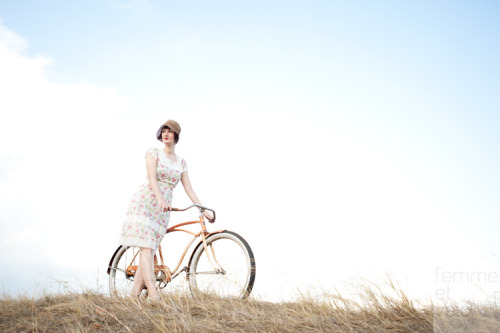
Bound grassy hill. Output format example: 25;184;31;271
1;285;499;332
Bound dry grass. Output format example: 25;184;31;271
1;282;499;332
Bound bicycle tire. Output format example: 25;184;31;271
187;231;256;299
108;245;140;297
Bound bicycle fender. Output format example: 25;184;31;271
107;245;125;275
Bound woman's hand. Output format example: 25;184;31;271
158;198;171;212
203;210;214;222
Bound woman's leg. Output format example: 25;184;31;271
131;260;145;297
140;247;160;298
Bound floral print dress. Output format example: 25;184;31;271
119;148;187;250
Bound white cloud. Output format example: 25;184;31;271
0;23;29;53
0;24;132;280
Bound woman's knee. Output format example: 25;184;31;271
140;247;154;255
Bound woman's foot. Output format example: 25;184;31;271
147;295;161;305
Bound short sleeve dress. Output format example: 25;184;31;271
119;147;188;250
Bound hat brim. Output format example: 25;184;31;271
156;125;180;143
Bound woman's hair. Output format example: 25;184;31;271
157;125;179;144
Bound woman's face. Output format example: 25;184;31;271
162;127;175;143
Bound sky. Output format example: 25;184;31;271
0;0;499;303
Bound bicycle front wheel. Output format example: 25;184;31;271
108;246;140;297
188;231;256;299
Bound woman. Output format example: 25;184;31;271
118;119;213;301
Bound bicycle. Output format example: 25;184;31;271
107;204;256;299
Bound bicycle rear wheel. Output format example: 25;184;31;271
188;231;256;299
108;246;140;297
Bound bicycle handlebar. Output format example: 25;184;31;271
171;204;216;223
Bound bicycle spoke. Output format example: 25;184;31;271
109;246;140;297
189;231;255;298
109;267;128;274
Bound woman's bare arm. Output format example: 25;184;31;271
181;171;213;219
180;171;202;204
